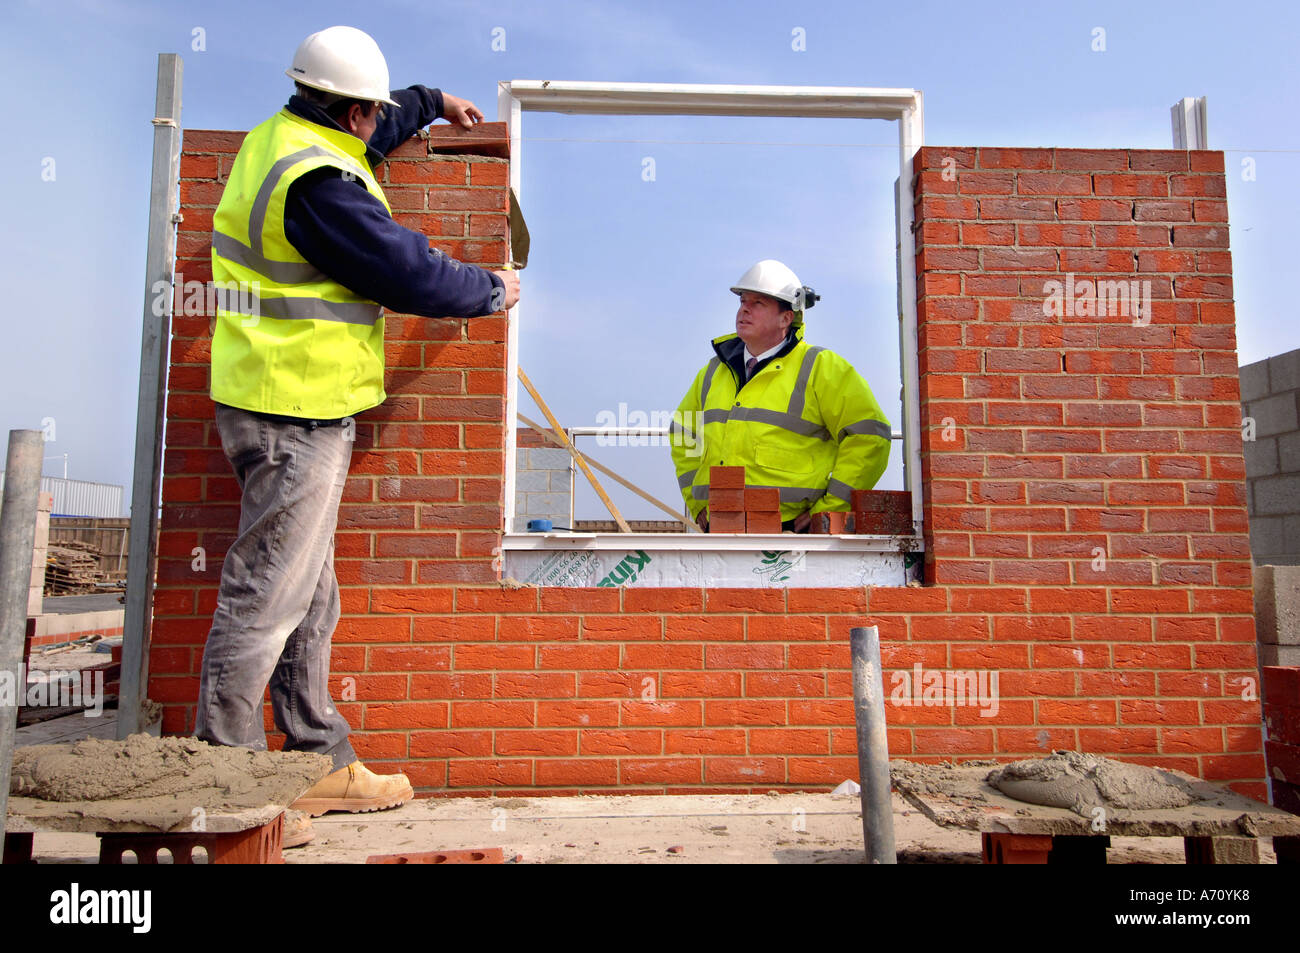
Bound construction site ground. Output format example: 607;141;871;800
11;712;1282;864
15;792;1280;864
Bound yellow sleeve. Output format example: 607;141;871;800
670;365;709;519
807;351;892;513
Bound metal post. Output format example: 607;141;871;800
0;430;46;854
119;53;182;738
1171;96;1209;149
850;625;897;863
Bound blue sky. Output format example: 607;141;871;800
2;0;1296;518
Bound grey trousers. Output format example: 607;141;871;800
194;403;357;771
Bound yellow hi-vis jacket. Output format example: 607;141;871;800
670;325;892;521
209;109;392;419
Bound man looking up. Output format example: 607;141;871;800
671;260;889;532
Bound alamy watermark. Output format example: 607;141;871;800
152;273;262;325
889;663;999;718
595;403;703;455
1;666;105;717
1042;273;1152;325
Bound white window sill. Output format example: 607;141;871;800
501;533;924;588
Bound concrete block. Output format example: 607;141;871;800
1250;517;1285;561
514;496;529;516
527;493;570;514
1255;474;1300;516
1251;393;1300;438
529;448;573;470
1260;644;1300;667
1269;348;1300;394
1255;565;1300;645
514;468;550;492
1279;431;1300;474
1243;435;1280;478
1282;516;1300;562
547;470;573;492
515;449;528;469
1240;359;1270;403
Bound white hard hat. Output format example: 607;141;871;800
730;259;819;320
286;26;400;107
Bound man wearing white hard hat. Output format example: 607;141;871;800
670;260;891;532
196;27;519;835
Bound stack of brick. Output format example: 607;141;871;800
744;488;781;534
1263;666;1300;861
1254;565;1299;667
705;467;783;533
706;466;745;533
852;490;913;535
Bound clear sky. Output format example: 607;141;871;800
2;0;1296;518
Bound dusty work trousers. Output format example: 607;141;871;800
194;403;357;771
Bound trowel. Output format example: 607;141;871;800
506;187;530;270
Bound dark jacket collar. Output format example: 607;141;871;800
286;95;384;168
712;325;803;390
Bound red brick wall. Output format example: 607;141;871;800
150;136;1265;799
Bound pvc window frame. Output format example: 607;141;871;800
497;81;924;554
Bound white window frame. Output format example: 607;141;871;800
498;81;924;554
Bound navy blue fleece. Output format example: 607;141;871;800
282;85;503;319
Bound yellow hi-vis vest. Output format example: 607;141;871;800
670;326;892;521
209;109;392;419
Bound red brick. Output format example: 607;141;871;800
620;759;702;785
535;759;618;786
494;730;577;756
709;466;745;489
538;700;620;727
447;759;532;787
581;729;662;755
709;512;745;533
709;488;745;512
704;758;784;783
665;729;746;755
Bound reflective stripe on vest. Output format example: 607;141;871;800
210;110;390;418
700;346;829;440
692;483;825;503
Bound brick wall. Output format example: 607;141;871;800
149;137;1266;798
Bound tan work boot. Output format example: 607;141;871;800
282;809;315;848
291;761;415;817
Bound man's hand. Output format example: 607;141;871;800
441;93;484;129
792;512;813;533
492;270;520;310
695;510;709;533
